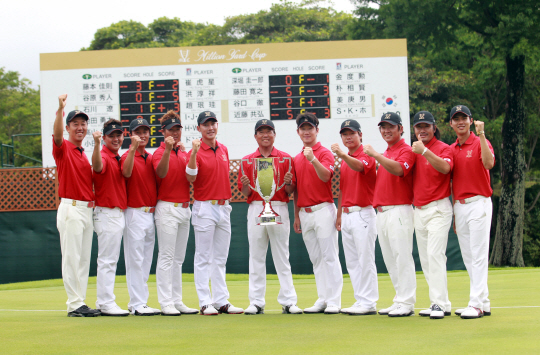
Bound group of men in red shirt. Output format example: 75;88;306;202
54;91;494;320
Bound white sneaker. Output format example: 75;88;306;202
174;303;199;315
245;304;264;315
133;305;156;316
161;304;181;316
200;304;219;316
429;304;445;319
388;304;414;317
148;306;162;315
101;305;129;317
456;306;487;316
419;308;432;317
460;306;483;319
282;305;302;314
216;303;244;314
454;308;465;316
324;305;340;314
304;304;326;314
345;306;377;316
378;303;399;315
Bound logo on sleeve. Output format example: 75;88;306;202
466;150;473;158
329;165;335;171
444;158;451;162
363;160;369;166
404;162;410;169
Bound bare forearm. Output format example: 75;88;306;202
285;183;295;195
479;136;495;170
293;191;300;219
312;159;332;182
53;110;64;146
92;145;103;173
375;153;404;176
337;192;342;218
122;151;135;178
156;151;171;179
424;150;451;174
340;154;364;172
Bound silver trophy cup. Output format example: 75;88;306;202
240;157;292;225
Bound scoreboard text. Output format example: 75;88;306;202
119;79;179;149
269;74;330;120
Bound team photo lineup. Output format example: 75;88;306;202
54;89;495;320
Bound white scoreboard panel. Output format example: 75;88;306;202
40;39;409;166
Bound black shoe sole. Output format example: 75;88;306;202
161;313;181;316
101;313;129;317
180;312;200;315
430;315;445;319
461;315;484;319
484;312;491;316
378;312;389;315
304;311;325;314
388;312;414;317
134;312;155;316
348;311;377;316
68;313;101;317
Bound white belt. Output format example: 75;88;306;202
250;201;287;206
416;198;447;210
199;199;230;206
158;200;190;208
95;206;124;212
342;205;372;214
128;206;156;213
61;198;94;208
455;195;485;205
376;204;409;213
300;202;330;213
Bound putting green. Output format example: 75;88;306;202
0;269;539;354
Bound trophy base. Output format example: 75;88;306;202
257;215;283;226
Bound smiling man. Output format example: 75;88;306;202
53;94;100;317
121;118;160;316
331;119;378;316
293;113;343;315
92;119;129;316
186;111;243;316
410;111;453;320
449;105;495;320
238;119;301;315
364;112;417;317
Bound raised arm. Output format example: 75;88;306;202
156;136;174;179
303;147;331;182
122;136;140;178
53;94;68;147
474;120;495;170
331;143;364;172
411;141;451;174
186;139;201;183
92;131;103;173
363;144;404;177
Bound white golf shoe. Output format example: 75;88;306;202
282;305;303;314
460;306;484;319
161;304;181;316
175;303;199;315
216;303;244;314
304;304;326;314
132;305;156;316
378;303;399;315
324;306;340;314
388;304;414;317
343;306;377;316
200;304;219;316
245;304;265;315
100;305;129;317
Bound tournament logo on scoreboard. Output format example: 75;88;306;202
336;63;342;70
186;68;192;76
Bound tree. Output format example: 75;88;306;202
350;0;540;266
0;68;41;167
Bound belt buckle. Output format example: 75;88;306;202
416;205;422;210
88;201;94;208
459;199;465;204
305;207;313;213
218;200;225;206
72;200;77;206
145;207;149;213
377;207;383;213
174;203;179;207
211;200;217;205
343;207;350;213
150;207;155;213
182;202;189;208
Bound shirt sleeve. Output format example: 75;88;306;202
395;147;416;177
440;145;454;171
318;149;335;177
359;153;376;175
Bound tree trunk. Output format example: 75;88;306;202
490;55;526;267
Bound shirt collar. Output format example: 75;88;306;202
201;140;219;151
348;145;363;158
102;145;119;159
256;146;278;157
455;132;476;146
302;142;322;152
387;138;405;152
135;149;148;158
65;139;84;152
425;136;438;149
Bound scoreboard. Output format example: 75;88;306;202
269;74;330;120
118;79;179;149
40;39;409;166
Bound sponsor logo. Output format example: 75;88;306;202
419;113;425;120
222;154;227;162
179;50;190;63
336;63;342;70
186;68;192;76
262;120;267;124
232;68;242;73
466;150;473;158
385;114;392;120
82;74;92;79
456;105;462;111
344;120;350;126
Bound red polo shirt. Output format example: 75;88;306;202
152;143;191;203
189;140;231;201
340;145;376;208
293;142;335;207
373;139;416;208
412;137;453;206
451;132;495;200
121;148;157;208
93;145;127;209
238;147;294;204
52;137;94;202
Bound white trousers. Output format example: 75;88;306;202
454;197;492;310
124;208;155;310
341;207;378;309
299;202;343;308
414;198;453;312
247;203;297;308
94;206;125;310
57;199;94;312
377;205;416;306
155;201;191;308
192;200;232;308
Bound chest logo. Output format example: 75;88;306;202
466;150;473;158
222;154;227;162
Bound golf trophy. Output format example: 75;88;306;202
240;157;292;225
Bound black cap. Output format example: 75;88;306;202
254;119;275;133
413;111;435;126
378;112;402;126
103;122;123;135
450;105;472;120
66;110;89;124
340;119;361;133
161;118;183;130
296;115;318;128
197;111;217;125
129;118;151;132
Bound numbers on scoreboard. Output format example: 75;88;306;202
119;79;179;149
269;74;330;120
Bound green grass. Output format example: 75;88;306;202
1;269;539;354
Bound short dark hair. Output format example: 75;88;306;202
103;119;122;129
295;112;319;127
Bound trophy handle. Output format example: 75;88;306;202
276;156;292;191
240;158;257;191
